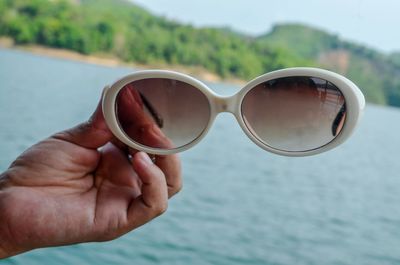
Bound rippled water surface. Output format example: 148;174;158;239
1;49;400;265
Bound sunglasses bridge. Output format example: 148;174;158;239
212;94;240;114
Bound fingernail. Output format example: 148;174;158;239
138;152;153;165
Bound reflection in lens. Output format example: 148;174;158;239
241;76;346;152
116;78;210;150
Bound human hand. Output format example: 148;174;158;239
0;99;182;258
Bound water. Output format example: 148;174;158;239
1;48;400;265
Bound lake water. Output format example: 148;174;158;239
1;48;400;265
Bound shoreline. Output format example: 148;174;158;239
0;38;245;85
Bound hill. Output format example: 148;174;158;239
1;0;399;106
257;24;400;105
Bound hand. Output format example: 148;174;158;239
0;99;182;258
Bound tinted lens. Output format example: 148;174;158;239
116;78;211;150
241;76;346;152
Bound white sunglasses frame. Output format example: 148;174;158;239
102;67;365;157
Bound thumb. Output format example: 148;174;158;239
53;98;113;149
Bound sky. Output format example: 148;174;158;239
132;0;399;53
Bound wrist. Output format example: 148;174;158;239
0;223;19;259
0;246;9;259
0;185;16;259
0;227;24;259
0;238;14;259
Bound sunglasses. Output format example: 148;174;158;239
102;67;365;156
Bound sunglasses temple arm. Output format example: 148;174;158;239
139;92;164;128
331;103;346;136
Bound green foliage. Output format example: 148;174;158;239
0;0;400;107
257;23;400;106
0;0;307;80
256;24;342;59
346;55;387;104
389;52;400;68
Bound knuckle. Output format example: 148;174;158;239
51;129;76;142
175;180;183;193
169;184;182;197
95;231;118;242
153;201;168;216
51;121;93;141
171;177;183;195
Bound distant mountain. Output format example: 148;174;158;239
390;52;400;68
1;0;399;106
257;24;400;106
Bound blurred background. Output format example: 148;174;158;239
1;0;400;264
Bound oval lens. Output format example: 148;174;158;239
116;78;211;150
241;76;346;152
